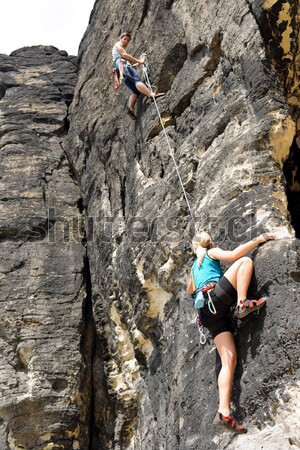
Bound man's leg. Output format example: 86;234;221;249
135;81;152;97
136;81;165;99
128;93;138;112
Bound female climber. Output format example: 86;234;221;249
186;231;275;433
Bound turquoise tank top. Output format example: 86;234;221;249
192;253;223;289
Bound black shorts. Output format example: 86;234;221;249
200;276;237;339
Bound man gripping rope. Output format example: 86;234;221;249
112;32;165;119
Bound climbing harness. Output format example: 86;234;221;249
197;283;217;345
202;283;217;315
142;54;197;231
190;269;218;345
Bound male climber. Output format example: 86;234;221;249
112;32;165;119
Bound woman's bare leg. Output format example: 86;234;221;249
223;256;253;305
214;331;237;416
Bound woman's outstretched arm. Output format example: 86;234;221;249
208;233;275;262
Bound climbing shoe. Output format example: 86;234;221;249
235;297;267;319
150;92;166;101
213;412;247;434
127;109;136;120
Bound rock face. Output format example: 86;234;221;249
66;0;300;449
0;1;300;450
0;47;93;449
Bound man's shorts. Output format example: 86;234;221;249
115;60;142;96
200;276;237;339
123;64;142;96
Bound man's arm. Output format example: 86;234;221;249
117;43;144;65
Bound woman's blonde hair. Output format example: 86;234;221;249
192;232;212;267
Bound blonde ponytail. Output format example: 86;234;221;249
192;232;212;267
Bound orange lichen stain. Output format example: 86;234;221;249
278;2;293;56
213;84;221;96
263;0;279;9
143;278;172;320
269;115;295;166
272;193;289;217
43;445;64;450
135;259;172;320
132;328;154;360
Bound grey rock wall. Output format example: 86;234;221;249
0;0;299;449
0;47;92;449
66;0;300;449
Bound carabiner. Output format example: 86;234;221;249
199;325;207;345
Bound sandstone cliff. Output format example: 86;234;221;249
0;47;93;449
0;0;300;449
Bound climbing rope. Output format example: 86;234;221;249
142;55;197;231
